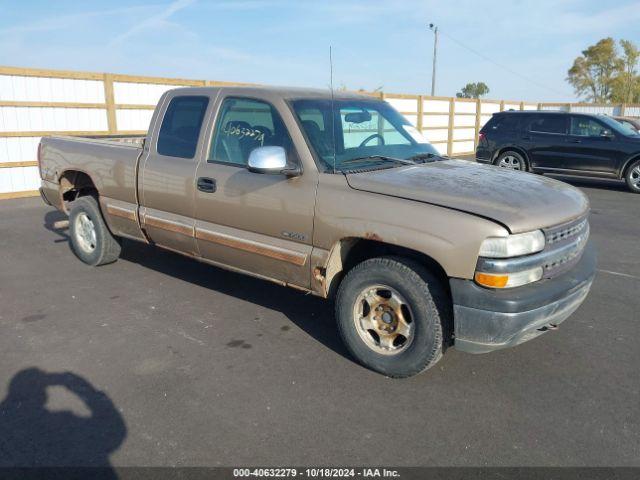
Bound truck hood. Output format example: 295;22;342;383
345;159;589;233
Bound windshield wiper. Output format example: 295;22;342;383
406;152;446;163
340;155;415;166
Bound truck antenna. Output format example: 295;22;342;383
329;46;337;174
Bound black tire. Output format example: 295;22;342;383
494;150;528;171
624;159;640;193
335;256;449;378
69;196;121;266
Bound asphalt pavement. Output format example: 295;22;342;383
0;174;638;467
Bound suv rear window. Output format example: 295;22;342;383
529;115;567;134
484;114;519;132
157;96;209;158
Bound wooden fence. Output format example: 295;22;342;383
1;64;639;199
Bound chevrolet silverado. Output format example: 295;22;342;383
38;86;596;377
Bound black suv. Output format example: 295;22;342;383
476;110;640;193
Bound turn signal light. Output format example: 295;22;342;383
474;272;509;288
475;266;543;289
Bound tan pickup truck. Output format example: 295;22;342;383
38;86;596;377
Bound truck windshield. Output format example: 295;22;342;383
292;99;440;172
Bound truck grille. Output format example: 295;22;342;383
541;215;589;278
545;216;588;245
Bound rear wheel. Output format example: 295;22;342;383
335;256;449;378
494;150;527;171
69;196;121;266
624;160;640;193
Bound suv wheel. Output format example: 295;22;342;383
624;160;640;193
495;151;526;171
335;256;449;378
69;196;122;266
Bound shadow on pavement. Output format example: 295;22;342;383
120;240;350;361
43;209;70;243
0;368;126;479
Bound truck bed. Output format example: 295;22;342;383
39;134;145;213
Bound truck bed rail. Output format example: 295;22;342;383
51;134;146;148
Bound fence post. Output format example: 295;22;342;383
499;100;504;112
417;95;423;131
519;101;524;111
474;98;481;150
567;103;572;112
447;98;455;157
103;73;117;133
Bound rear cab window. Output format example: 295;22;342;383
528;114;568;134
157;96;209;158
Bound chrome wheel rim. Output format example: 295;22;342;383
352;285;414;355
75;212;97;253
498;155;522;170
631;166;640;189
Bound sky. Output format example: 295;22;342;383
0;0;639;102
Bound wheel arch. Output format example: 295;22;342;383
321;237;451;302
620;153;640;180
58;169;99;212
493;146;531;170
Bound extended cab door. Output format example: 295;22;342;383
520;113;569;170
139;93;211;255
563;115;622;175
193;95;317;288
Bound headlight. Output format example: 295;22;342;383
479;230;545;258
475;267;543;289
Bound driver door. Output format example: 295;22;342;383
563;116;621;175
193;96;317;288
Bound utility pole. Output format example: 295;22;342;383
429;23;438;96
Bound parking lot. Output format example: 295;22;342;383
0;173;638;467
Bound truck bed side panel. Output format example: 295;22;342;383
39;136;146;241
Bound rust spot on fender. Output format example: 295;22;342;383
313;267;325;282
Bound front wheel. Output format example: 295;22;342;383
624;160;640;193
69;196;121;266
335;257;449;378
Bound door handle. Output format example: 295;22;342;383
521;136;531;141
197;177;216;193
567;139;582;143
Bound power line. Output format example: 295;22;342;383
437;29;571;97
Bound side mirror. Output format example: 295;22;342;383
247;146;300;176
600;129;614;139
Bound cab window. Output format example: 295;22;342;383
208;97;293;166
157;96;209;158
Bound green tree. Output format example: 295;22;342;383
611;40;640;103
456;82;490;99
567;38;640;103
